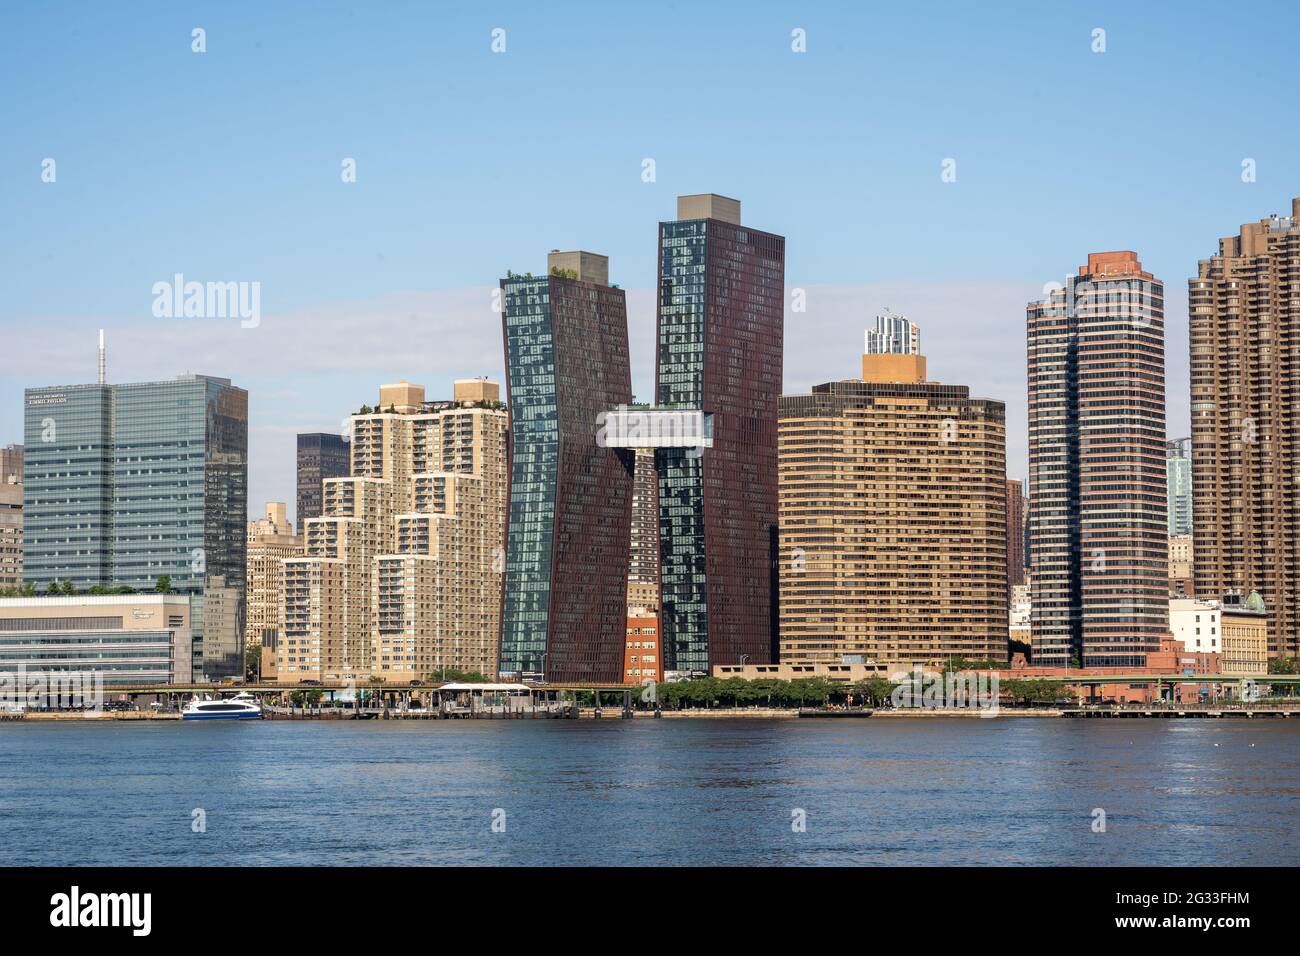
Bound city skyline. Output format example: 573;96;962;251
15;198;1297;679
6;4;1300;514
7;0;1300;893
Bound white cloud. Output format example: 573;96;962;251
1;280;1189;521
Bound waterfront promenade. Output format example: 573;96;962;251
8;702;1300;720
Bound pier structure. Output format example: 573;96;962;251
70;680;651;719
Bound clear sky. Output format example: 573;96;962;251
3;1;1299;520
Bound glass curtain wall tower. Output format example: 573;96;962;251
500;251;634;683
297;432;350;527
1166;438;1193;537
23;374;248;681
655;194;785;676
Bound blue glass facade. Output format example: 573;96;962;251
657;221;710;672
500;276;559;677
23;375;248;680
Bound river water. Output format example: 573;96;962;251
1;718;1296;865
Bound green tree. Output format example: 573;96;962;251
943;657;1008;673
655;675;899;711
686;678;721;708
787;677;834;707
655;681;684;709
1001;678;1062;705
719;677;751;706
155;575;172;593
245;644;262;682
853;677;899;706
426;668;489;683
749;678;783;707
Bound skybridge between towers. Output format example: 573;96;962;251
597;405;713;453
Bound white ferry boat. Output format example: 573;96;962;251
182;691;262;721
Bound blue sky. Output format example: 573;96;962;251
3;0;1299;518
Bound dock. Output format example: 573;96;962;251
1063;704;1300;718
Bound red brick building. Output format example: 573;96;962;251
625;611;662;683
1008;637;1221;704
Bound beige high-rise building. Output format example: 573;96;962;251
246;502;301;679
1221;591;1269;676
778;332;1008;668
0;444;21;591
1190;199;1300;657
279;380;507;682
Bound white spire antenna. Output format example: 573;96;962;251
98;329;106;384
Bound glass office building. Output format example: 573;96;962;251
296;432;350;526
21;384;114;587
23;374;248;681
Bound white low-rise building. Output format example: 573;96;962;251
1170;598;1220;654
0;593;193;685
1009;584;1031;645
